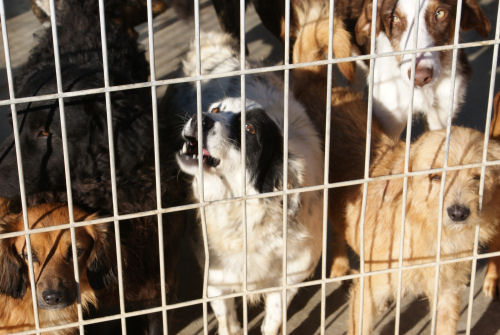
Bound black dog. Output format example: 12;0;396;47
0;0;187;333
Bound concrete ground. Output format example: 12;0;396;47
1;0;500;334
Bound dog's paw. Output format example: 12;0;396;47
329;256;351;278
483;275;499;299
218;323;243;335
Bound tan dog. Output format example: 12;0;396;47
483;90;500;298
291;0;394;278
345;127;500;335
0;204;108;334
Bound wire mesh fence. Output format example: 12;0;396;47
0;0;499;334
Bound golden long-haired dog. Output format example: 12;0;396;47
0;203;108;334
345;127;500;335
291;0;394;278
483;90;500;298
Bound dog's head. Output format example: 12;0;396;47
0;204;111;310
356;0;490;86
410;127;500;230
176;98;300;195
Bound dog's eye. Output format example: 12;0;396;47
430;174;441;182
391;15;401;24
66;247;85;261
211;107;219;114
473;174;481;181
37;130;50;137
435;9;446;21
23;250;39;263
245;124;256;135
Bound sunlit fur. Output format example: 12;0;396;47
345;127;500;335
176;31;324;335
0;204;105;335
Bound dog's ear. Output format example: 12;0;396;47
355;0;381;47
85;218;116;290
461;0;491;38
0;214;28;299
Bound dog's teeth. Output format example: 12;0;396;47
182;143;188;154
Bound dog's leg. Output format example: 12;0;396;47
261;288;297;335
329;199;350;278
484;234;500;298
428;288;460;335
208;286;242;335
348;278;376;335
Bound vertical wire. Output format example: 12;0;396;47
46;0;85;333
96;1;127;333
430;0;464;333
193;1;210;334
320;0;335;334
357;2;378;334
281;0;291;332
464;3;500;333
145;0;168;333
0;1;41;333
393;1;421;334
238;0;248;333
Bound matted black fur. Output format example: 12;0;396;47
0;0;187;333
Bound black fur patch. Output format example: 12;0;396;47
228;109;285;193
0;244;28;299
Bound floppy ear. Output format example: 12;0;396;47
0;214;28;299
461;0;491;38
85;219;116;290
355;0;381;47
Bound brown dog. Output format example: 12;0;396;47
482;90;500;298
291;0;394;278
0;204;108;334
345;127;500;335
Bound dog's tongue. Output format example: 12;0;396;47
203;148;210;156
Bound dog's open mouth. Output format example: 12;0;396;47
179;138;220;168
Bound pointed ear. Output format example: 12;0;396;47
355;0;380;47
0;215;28;299
85;219;116;290
461;0;491;38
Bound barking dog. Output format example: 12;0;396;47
0;204;107;334
174;32;323;335
345;127;500;335
355;0;491;137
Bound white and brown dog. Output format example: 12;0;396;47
174;32;324;335
355;0;491;137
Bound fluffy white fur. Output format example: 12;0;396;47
177;32;324;335
357;0;468;138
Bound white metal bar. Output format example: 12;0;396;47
96;1;127;333
193;1;210;334
465;2;500;333
1;38;498;108
321;0;335;334
281;0;291;332
238;0;248;333
430;0;464;333
45;1;84;333
0;1;41;333
145;0;168;333
357;1;378;333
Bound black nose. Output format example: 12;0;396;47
447;204;470;222
42;290;63;305
190;113;214;133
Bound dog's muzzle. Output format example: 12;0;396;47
177;113;220;168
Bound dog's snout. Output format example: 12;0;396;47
408;66;433;87
447;204;470;222
42;290;63;306
190;114;215;133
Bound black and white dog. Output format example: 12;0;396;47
172;32;323;335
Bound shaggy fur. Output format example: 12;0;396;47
483;90;500;298
354;0;491;137
171;31;323;335
0;204;104;335
345;127;500;335
0;0;187;332
290;1;394;278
